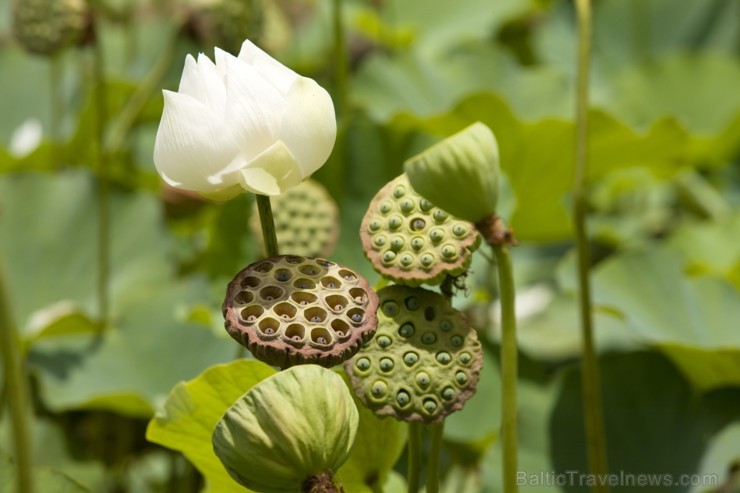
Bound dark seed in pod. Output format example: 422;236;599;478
265;296;273;301
351;313;362;322
317;337;328;344
300;301;308;305
264;328;275;335
276;273;290;281
311;316;321;323
281;314;290;319
336;331;344;337
335;305;344;311
292;335;301;341
247;316;256;322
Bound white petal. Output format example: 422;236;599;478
154;90;244;192
237;40;298;95
178;54;226;112
277;77;336;178
9;118;43;157
239;141;303;196
221;52;285;161
177;54;199;95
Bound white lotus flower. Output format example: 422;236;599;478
153;40;336;198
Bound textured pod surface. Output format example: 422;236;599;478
186;0;264;54
344;285;483;424
213;365;359;493
251;180;340;258
360;174;481;286
223;255;379;368
13;0;88;55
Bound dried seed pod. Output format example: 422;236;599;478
250;180;340;258
213;365;358;493
223;256;379;368
344;285;482;424
185;0;264;55
360;174;480;287
13;0;89;56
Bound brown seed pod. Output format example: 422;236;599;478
223;256;379;368
344;285;483;424
360;174;481;287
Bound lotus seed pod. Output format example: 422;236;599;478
360;174;481;287
213;365;358;493
404;122;500;224
185;0;264;54
251;180;340;258
344;285;483;424
223;255;379;368
12;0;89;56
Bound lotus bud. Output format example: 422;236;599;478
404;122;500;224
212;365;359;493
185;0;264;55
360;174;480;287
12;0;89;56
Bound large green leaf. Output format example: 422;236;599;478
147;359;276;493
550;352;740;493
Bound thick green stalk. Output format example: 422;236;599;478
91;30;110;328
0;260;33;493
406;422;422;493
492;244;518;493
331;0;348;116
573;0;609;490
426;422;444;493
256;195;280;257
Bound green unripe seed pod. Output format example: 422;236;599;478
13;0;89;56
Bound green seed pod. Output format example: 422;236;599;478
404;122;500;224
223;255;379;368
213;365;358;493
185;0;264;55
344;285;483;424
360;174;481;287
12;0;89;56
251;179;340;258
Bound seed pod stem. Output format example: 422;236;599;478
256;194;280;257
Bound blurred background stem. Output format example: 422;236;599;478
0;260;33;493
49;53;64;168
573;0;610;490
492;243;518;493
256;195;280;257
331;0;348;116
407;422;422;493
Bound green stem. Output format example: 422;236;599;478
331;0;349;116
256;195;280;257
105;23;182;153
91;27;111;328
573;1;610;491
406;422;422;493
491;244;518;493
0;260;33;493
426;422;444;493
49;53;64;168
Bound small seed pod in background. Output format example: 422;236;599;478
183;0;264;54
213;365;358;493
250;180;340;258
344;285;483;424
360;174;481;287
12;0;89;56
223;255;379;368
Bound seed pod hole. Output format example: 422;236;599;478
356;357;371;372
285;255;305;264
398;323;415;338
347;308;365;325
410;218;426;231
455;371;468;385
349;288;368;305
311;327;333;345
459;352;472;365
284;324;305;343
429;228;445;243
274;269;292;282
315;259;335;267
404;296;420;310
396;390;411;406
258;318;280;336
439;319;453;332
273;302;296;320
423;399;438;414
451;335;463;347
424;307;436;321
254;261;274;273
403;351;419;366
400;198;415;213
373;235;388;248
379;201;393;214
433;210;449;222
452;224;468;237
392;185;406;198
240;305;263;323
338;269;356;282
241;276;260;288
299;265;321;276
259;286;284;301
293;278;316;290
415;372;431;388
376;335;392;348
379;357;395;372
321;276;342;289
420;199;434;212
421;332;437;344
390;236;405;250
371;380;388;398
325;294;349;312
442;387;456;400
399;254;414;267
291;292;317;305
420;253;434;267
435;351;452;365
369;220;382;232
234;291;254;304
331;319;350;338
441;244;457;259
305;307;328;324
411;237;425;250
382;251;397;264
382;300;399;316
388;216;403;230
